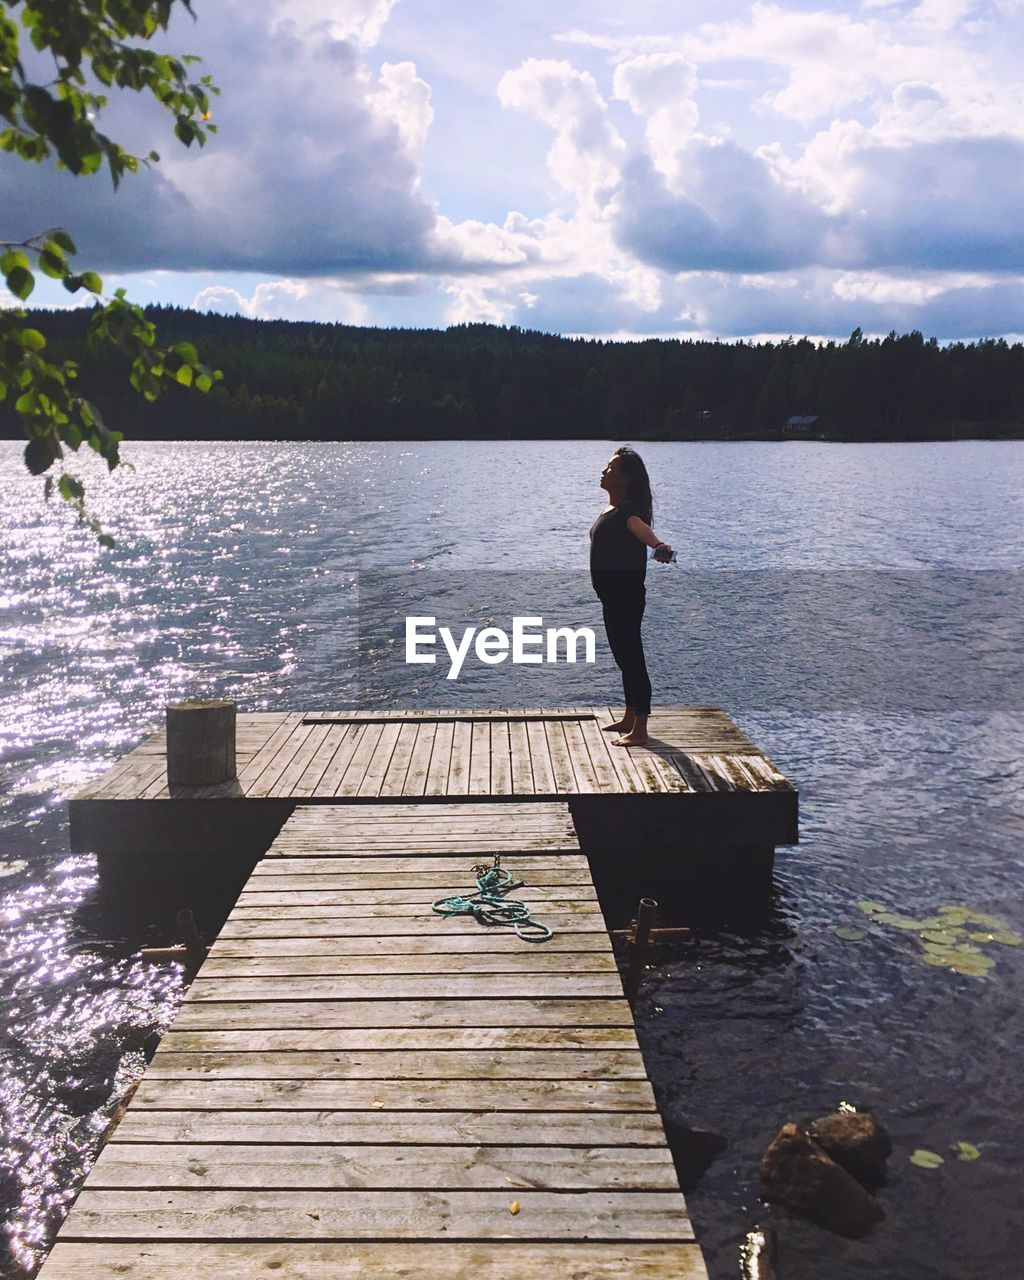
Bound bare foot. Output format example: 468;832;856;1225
612;730;649;747
602;719;634;733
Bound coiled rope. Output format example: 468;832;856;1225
432;856;553;942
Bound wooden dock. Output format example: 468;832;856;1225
69;706;797;867
41;802;709;1279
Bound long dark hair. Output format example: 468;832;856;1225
614;446;653;524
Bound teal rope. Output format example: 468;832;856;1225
432;859;553;942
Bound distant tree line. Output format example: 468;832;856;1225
3;307;1023;442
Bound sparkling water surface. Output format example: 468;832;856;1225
1;439;1023;1278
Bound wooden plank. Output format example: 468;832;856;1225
157;1025;643;1053
589;707;646;793
446;720;472;794
187;973;623;1001
468;719;491;795
294;726;353;797
571;708;626;793
272;723;333;797
311;726;365;795
541;715;575;794
561;715;600;793
401;721;436;798
355;721;403;797
110;1108;665;1147
247;720;316;799
199;952;618;977
130;1077;656;1111
145;1048;646;1079
206;934;613;958
225;900;601;919
227;894;599;916
422;719;454;796
331;722;386;797
507;709;534;795
62;1189;692;1241
88;1143;677;1189
217;914;604;937
524;714;556;793
235;713;305;794
247;866;595;887
172;998;635;1029
42;1241;710;1279
489;718;513;796
235;884;599;906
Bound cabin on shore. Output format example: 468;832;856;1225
784;414;821;432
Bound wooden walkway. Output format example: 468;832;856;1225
74;706;792;801
41;803;708;1279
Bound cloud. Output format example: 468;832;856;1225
498;59;625;203
192;279;369;322
273;0;400;47
612;53;700;179
0;0;440;276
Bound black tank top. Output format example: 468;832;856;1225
590;500;647;599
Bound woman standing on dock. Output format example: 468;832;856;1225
590;446;673;747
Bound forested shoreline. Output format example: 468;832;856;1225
4;306;1024;442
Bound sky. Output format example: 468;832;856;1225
5;0;1024;340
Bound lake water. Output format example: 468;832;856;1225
1;439;1022;1278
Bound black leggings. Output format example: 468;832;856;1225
601;588;652;717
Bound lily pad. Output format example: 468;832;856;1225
875;913;930;930
834;926;866;941
964;911;1007;930
937;906;971;924
910;1148;944;1169
952;1141;980;1162
920;930;961;946
857;900;890;916
949;959;993;978
987;930;1022;947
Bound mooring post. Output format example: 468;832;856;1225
176;908;207;969
166;699;237;786
625;896;658;999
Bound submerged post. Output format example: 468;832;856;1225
626;896;658;999
165;699;237;786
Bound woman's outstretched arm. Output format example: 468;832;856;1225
626;515;672;555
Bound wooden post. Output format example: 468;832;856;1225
165;700;236;786
625;896;658;999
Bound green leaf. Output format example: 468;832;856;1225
834;926;866;941
47;229;76;253
195;372;212;392
19;329;45;351
857;900;889;915
38;248;67;279
910;1149;944;1169
6;265;34;299
1;249;29;275
24;435;60;475
175;363;193;386
80;271;103;294
952;1141;980;1162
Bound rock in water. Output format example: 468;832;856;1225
760;1123;885;1238
810;1110;892;1190
663;1119;728;1190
